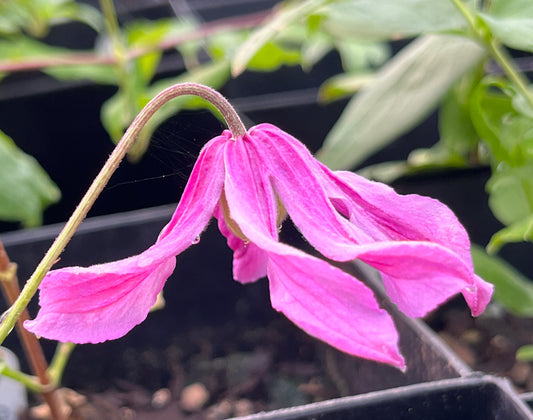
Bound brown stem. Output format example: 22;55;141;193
0;240;66;420
0;10;269;73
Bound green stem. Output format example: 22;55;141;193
0;83;245;345
99;0;136;119
0;361;42;393
450;0;533;108
48;342;75;386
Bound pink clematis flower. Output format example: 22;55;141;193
25;123;493;369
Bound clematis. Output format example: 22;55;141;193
24;123;493;370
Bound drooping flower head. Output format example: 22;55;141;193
25;123;493;370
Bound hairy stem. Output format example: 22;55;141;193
0;83;246;345
0;241;66;420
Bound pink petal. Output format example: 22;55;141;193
462;274;494;317
224;136;404;368
215;205;268;284
24;256;175;343
268;251;404;368
25;135;227;343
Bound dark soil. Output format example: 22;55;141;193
428;299;533;394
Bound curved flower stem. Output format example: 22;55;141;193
0;82;246;345
450;0;533;108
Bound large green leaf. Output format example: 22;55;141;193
479;0;533;52
0;131;60;227
471;244;533;317
316;35;485;170
319;0;472;41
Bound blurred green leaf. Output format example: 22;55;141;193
45;64;117;84
231;0;330;76
316;35;485;170
319;0;472;41
247;41;301;72
469;77;515;163
0;130;60;227
479;0;533;52
335;39;389;73
439;68;482;158
487;163;533;226
488;214;533;253
0;36;67;60
517;345;533;361
471;244;533;317
0;0;102;37
318;72;374;102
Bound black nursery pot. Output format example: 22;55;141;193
238;375;533;420
2;204;528;418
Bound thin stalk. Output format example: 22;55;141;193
450;0;533;108
48;342;76;386
0;241;66;420
99;0;136;121
0;361;42;393
0;83;246;345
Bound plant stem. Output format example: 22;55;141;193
99;0;137;120
450;0;533;108
0;240;66;420
0;360;42;393
0;83;246;345
48;342;75;386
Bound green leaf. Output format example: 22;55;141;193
487;164;533;226
45;64;117;84
488;214;533;253
316;35;485;170
335;39;390;73
319;0;472;41
479;0;533;52
0;0;102;37
231;0;331;76
247;41;301;72
0;130;60;227
438;67;482;158
469;78;515;163
517;345;533;362
471;244;533;317
318;72;374;103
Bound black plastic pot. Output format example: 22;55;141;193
237;375;533;420
0;204;525;418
